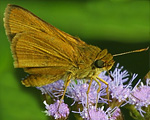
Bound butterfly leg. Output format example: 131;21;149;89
86;78;93;119
92;77;102;108
96;77;109;105
57;74;71;113
60;74;72;103
86;79;93;106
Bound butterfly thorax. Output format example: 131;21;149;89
68;47;115;80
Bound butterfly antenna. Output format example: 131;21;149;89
113;47;149;57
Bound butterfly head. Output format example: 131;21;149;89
93;49;115;71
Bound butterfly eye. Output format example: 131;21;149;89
94;60;105;68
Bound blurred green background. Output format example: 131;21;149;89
0;0;149;120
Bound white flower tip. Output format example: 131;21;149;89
101;106;104;110
43;100;49;106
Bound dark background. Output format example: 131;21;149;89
0;0;149;120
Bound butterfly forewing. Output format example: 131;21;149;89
4;4;84;69
12;31;76;68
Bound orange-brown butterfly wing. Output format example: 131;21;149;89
4;4;85;69
10;31;76;68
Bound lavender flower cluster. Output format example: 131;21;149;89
37;64;150;120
